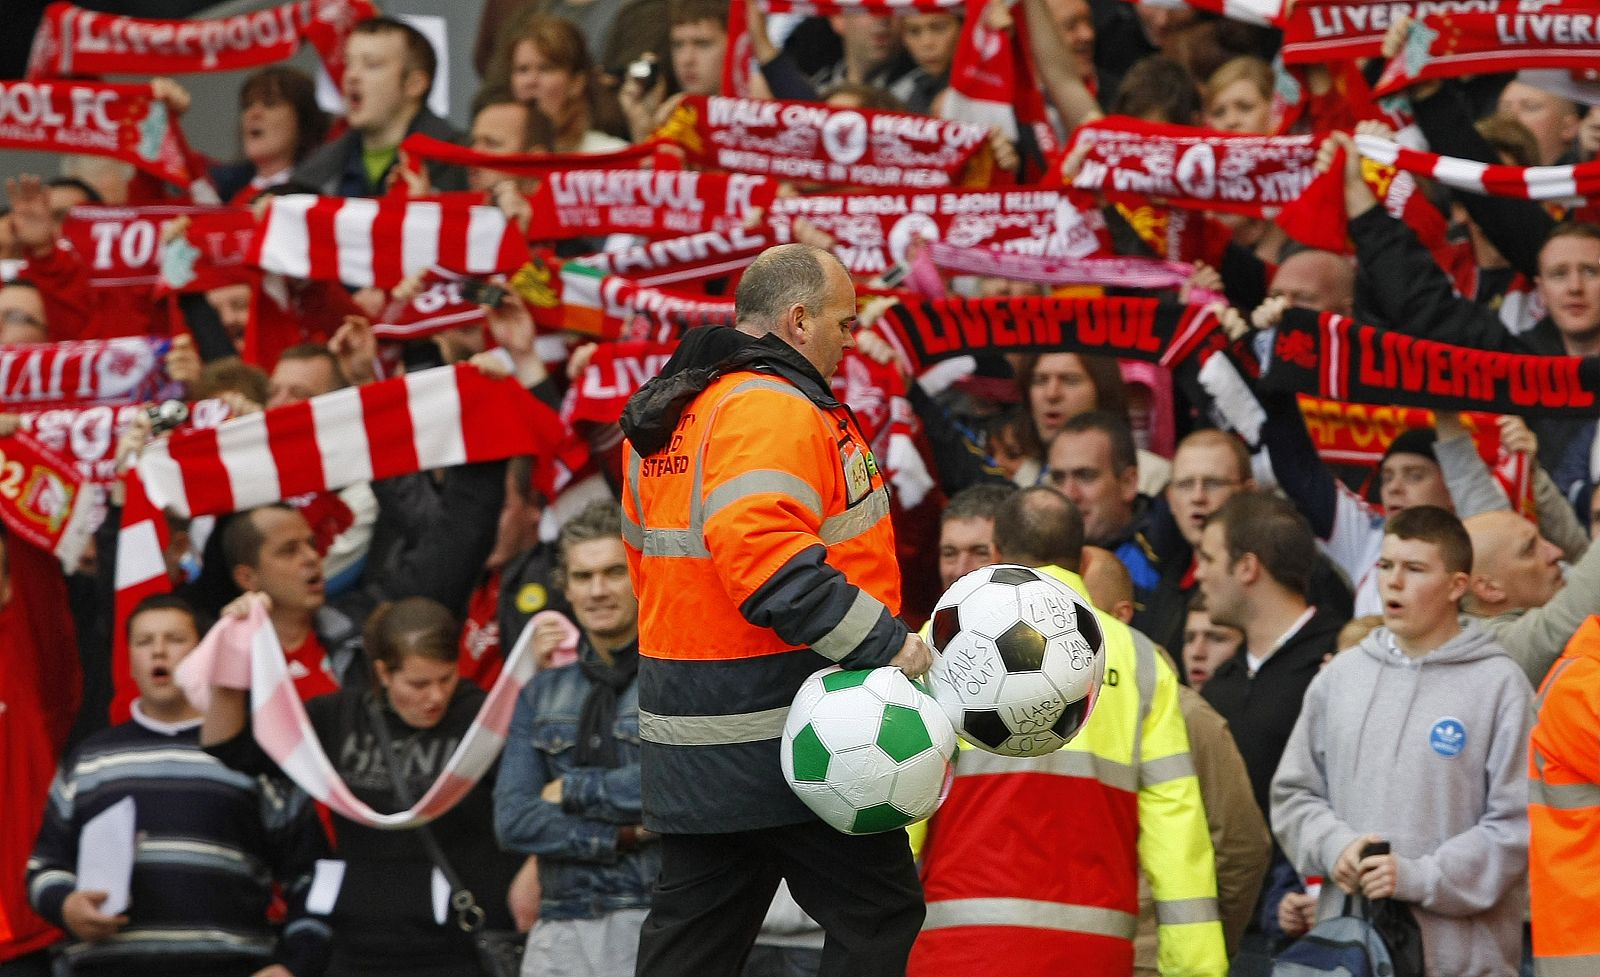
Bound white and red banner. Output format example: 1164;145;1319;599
763;0;961;12
61;204;250;289
1374;10;1600;95
1278;0;1497;62
175;595;540;828
1356;132;1600;200
134;363;561;518
1150;0;1284;27
528;264;735;340
573;227;769;287
0;430;94;570
527;170;777;240
940;0;1055;157
0;80;202;187
373;268;487;342
1066;116;1321;216
18;398;230;486
655;95;994;189
0;338;171;411
924;240;1220;296
767;188;1094;276
158;208;260;293
398;132;667;177
563;340;678;426
250;194;530;289
27;0;376;84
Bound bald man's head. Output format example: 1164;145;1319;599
1269;249;1355;316
1463;510;1565;615
1080;545;1134;624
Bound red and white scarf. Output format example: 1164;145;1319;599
373;268;487;342
27;0;375;85
249;194;530;289
134;364;559;518
1374;10;1600;96
1066;116;1321;217
654;95;994;189
0;79;203;188
156;208;260;293
398;132;668;177
61;204;249;289
531;265;734;340
1138;0;1283;27
0;430;94;570
1357;133;1600;200
563;340;679;426
941;0;1056;159
19;398;231;486
0;338;171;410
924;241;1227;301
572;227;770;287
176;596;540;829
767;188;1083;276
527;170;777;240
762;0;960;11
1279;0;1497;63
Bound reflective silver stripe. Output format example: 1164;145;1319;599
1529;776;1600;810
1154;897;1221;926
726;377;816;405
620;512;644;549
811;589;886;662
703;469;823;525
1130;628;1158;773
640;528;707;558
953;744;1138;793
638;706;789;746
1533;657;1578;715
922;898;1136;940
1536;954;1600;977
1139;751;1197;788
819;487;890;545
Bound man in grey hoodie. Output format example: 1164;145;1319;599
1272;506;1532;977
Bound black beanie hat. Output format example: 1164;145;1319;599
1381;427;1439;466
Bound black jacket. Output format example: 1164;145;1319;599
292;107;466;198
1201;606;1345;825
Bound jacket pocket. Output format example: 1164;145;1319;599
528;718;579;756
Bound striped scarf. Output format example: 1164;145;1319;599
1356;134;1600;201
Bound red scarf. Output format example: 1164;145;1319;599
1375;11;1600;96
156;208;259;293
572;227;769;287
1280;0;1497;62
373;268;488;342
61;204;249;291
17;398;231;486
398;132;668;176
0;430;94;569
1357;133;1600;200
249;193;530;289
563;340;679;425
942;0;1056;167
767;188;1078;277
1066;116;1321;217
764;0;960;10
526;170;777;240
655;95;995;189
27;0;376;85
0;338;171;410
0;80;203;187
722;0;754;98
527;264;735;340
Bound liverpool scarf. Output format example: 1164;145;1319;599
0;430;94;570
1263;308;1600;417
941;0;1056;160
398;132;668;177
19;398;231;486
0;80;202;187
27;0;375;84
175;596;540;829
527;170;777;240
157;208;260;293
249;193;530;289
564;340;679;425
1374;10;1600;96
767;188;1077;277
529;264;735;340
1279;0;1497;63
654;95;994;189
135;363;560;518
61;204;249;289
572;227;769;287
1066;116;1321;216
924;241;1227;300
0;338;171;410
876;296;1221;372
373;268;488;342
1356;133;1600;200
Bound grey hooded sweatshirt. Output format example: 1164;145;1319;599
1271;621;1532;977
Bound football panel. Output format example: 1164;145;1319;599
995;619;1050;673
996;673;1067;737
956;582;1023;639
1050;695;1093;742
961;708;1013;751
930;605;962;654
927;634;1007;708
788;723;832;783
915;695;959;758
887;752;951;819
876;703;935;763
850;802;915;834
826;746;897;809
1014;579;1080;638
864;666;922;709
1072;600;1104;654
807;687;885;753
821;668;873;693
988;565;1041;586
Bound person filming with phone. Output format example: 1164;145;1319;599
1270;508;1532;977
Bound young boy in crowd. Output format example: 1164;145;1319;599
1271;506;1531;976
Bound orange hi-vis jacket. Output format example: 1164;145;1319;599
908;566;1227;977
620;334;908;834
1529;614;1600;976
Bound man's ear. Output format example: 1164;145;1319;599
1452;571;1478;606
403;67;431;104
232;564;257;594
1118;464;1139;504
1234;551;1261;586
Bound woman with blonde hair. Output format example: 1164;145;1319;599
1203;55;1274;134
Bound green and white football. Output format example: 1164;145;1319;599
781;665;958;835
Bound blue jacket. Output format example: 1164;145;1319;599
493;642;658;921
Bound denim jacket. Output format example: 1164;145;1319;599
492;642;658;921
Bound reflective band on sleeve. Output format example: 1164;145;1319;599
1139;751;1197;788
703;469;823;525
1529;776;1600;811
638;706;790;746
810;589;886;662
1154;897;1221;926
953;744;1138;794
620;512;644;549
1536;954;1600;977
922;898;1137;940
727;377;817;405
819;488;890;545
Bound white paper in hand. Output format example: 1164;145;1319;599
76;797;137;915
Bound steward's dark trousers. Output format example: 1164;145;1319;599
634;820;924;977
